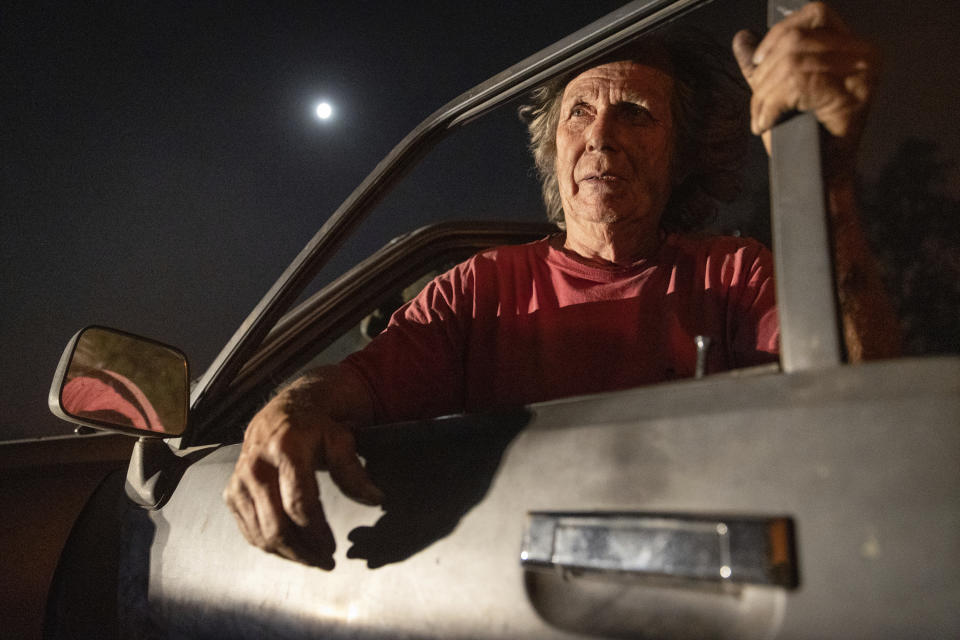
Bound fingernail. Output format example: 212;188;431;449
752;51;765;65
757;114;769;134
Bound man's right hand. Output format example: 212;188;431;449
223;365;383;568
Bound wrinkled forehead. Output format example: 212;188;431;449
561;60;675;104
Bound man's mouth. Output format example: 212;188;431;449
581;172;624;183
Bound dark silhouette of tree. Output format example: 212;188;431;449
862;138;960;355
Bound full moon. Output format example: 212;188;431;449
315;102;333;120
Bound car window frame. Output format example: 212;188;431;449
183;0;845;446
184;0;719;443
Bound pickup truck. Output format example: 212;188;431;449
41;0;960;638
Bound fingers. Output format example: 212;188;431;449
323;425;385;507
224;453;285;551
223;390;383;568
749;29;876;92
732;3;879;144
732;29;760;81
223;415;338;567
223;366;381;568
276;449;322;526
225;445;335;567
224;476;260;546
753;2;849;66
749;49;847;136
271;442;339;568
750;40;876;137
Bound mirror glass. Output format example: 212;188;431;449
55;327;189;436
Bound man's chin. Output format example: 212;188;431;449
564;204;652;227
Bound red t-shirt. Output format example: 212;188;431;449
343;233;778;423
62;369;165;431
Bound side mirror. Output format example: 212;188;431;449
49;326;190;437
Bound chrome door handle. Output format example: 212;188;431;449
521;512;798;588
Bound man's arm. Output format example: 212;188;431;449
732;1;901;361
223;364;383;568
824;176;902;360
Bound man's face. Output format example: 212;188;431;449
555;61;675;230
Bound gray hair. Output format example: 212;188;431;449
518;28;749;232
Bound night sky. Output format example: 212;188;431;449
3;1;957;440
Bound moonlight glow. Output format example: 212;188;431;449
315;102;333;120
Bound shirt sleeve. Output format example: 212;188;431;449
341;261;474;424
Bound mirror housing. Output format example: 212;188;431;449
49;326;190;437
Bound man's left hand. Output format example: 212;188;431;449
732;2;880;172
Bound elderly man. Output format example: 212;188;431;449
225;3;898;567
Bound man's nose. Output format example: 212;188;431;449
586;109;618;152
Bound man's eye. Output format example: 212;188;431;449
570;104;589;118
621;103;652;121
